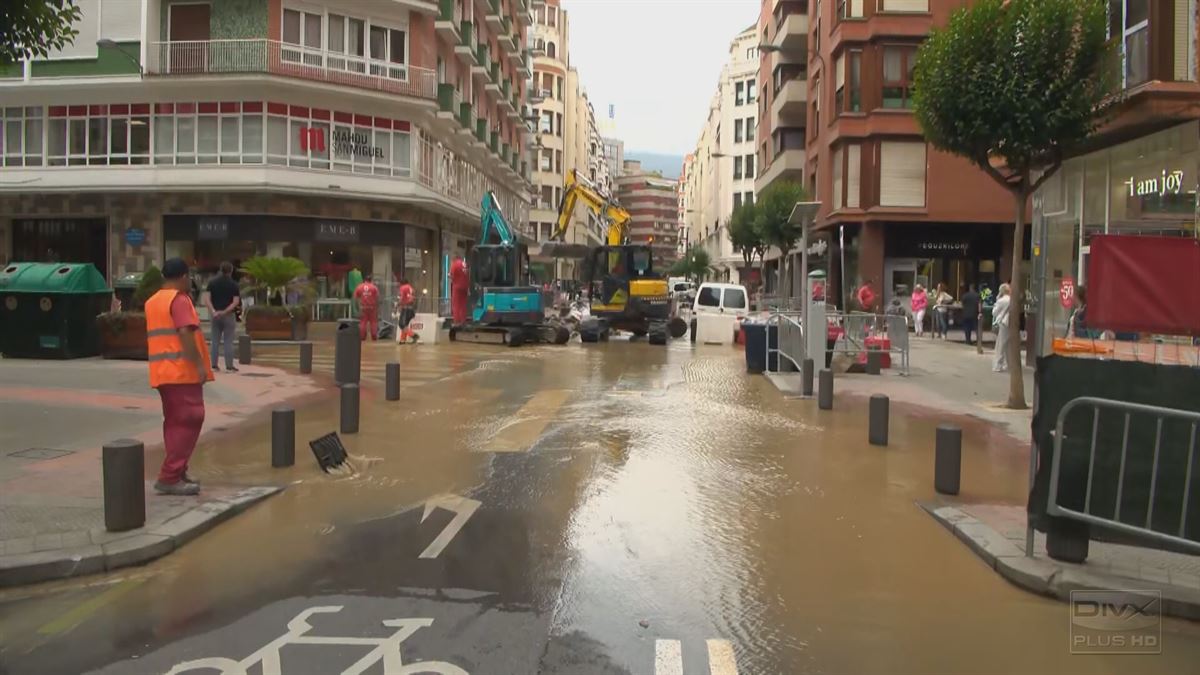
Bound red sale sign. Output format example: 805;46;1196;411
1060;277;1075;309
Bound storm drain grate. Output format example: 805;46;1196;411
8;447;74;460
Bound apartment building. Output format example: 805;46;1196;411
603;136;624;180
616;160;679;266
0;0;536;305
756;0;1017;306
683;25;759;283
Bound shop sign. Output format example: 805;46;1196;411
1060;276;1075;309
1125;169;1185;198
917;241;970;256
315;221;360;243
124;227;146;247
298;126;384;159
197;218;229;240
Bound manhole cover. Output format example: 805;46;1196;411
8;448;74;460
241;372;274;378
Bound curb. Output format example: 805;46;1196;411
920;503;1200;621
0;486;281;588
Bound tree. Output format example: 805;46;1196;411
1;1;82;65
728;203;766;289
754;180;808;297
241;256;311;309
912;0;1115;410
671;246;712;283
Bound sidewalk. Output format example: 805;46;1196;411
0;356;324;587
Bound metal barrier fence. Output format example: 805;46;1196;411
1045;396;1200;554
827;312;911;375
766;310;805;372
755;295;804;312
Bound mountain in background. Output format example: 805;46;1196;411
624;151;684;180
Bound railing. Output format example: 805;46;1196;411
826;311;911;375
147;40;437;101
415;128;530;228
1046;397;1200;554
766;310;805;373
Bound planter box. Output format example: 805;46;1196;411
246;310;309;341
97;313;148;360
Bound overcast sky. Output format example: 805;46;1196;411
561;0;759;156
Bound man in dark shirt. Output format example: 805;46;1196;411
204;262;241;372
960;284;981;346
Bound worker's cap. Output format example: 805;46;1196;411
162;257;190;280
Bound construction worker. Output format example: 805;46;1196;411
145;258;214;496
354;274;380;341
398;278;416;343
450;256;469;325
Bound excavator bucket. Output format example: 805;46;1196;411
537;242;592;259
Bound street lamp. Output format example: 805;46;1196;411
97;39;143;76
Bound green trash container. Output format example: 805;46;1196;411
0;262;112;359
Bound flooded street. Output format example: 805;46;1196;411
2;340;1199;674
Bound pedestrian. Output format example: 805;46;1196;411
933;282;954;338
145;258;213;496
354;274;380;341
204;261;241;372
450;256;470;325
397;277;416;343
910;284;928;337
992;283;1012;372
856;278;878;313
1067;285;1092;338
961;284;981;346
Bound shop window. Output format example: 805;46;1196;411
176;114;196;164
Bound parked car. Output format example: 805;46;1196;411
689;282;749;343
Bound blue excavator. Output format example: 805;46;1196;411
448;192;570;347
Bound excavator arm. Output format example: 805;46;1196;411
479;191;516;246
551;170;630;246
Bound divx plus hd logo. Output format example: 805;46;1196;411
1070;590;1161;654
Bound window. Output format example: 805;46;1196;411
746;117;756;141
541;185;553;208
745;154;755;178
879;0;928;11
723;288;746;309
540;148;552;171
744;191;754;206
698;286;720;307
1111;0;1150;87
746;47;757;60
556;76;563;100
833;145;843;209
282;8;323;66
547;42;556;59
2;107;45;167
555;149;562;173
735;82;745;106
882;46;917;108
847;50;862;112
734;119;744;143
835;53;845;112
811;75;820;136
846;143;860;208
879;141;926;207
733;193;743;209
556;112;563;138
734;156;743;180
746;80;757;104
540;110;552;134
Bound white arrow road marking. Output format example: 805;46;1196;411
418;494;481;559
654;639;739;675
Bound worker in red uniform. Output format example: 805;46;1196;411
450;256;470;325
397;278;416;343
354;274;380;341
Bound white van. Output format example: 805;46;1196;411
689;282;749;343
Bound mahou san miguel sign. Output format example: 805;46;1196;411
299;127;383;159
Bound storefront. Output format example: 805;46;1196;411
883;223;1006;308
11;217;108;278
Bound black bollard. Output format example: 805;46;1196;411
299;341;313;375
866;348;882;375
340;383;360;434
934;424;962;495
385;362;400;401
801;358;815;397
102;439;145;532
238;334;252;365
271;408;295;468
818;369;834;410
869;394;889;446
334;321;361;385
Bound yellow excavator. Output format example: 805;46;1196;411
542;170;685;344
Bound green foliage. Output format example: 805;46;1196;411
728;203;765;266
96;311;146;336
0;1;83;64
912;0;1116;179
672;245;713;283
132;265;162;308
753;181;808;255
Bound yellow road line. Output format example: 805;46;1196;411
37;578;144;636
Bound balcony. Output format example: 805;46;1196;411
436;0;461;40
456;22;477;66
475;117;488;144
458;101;474;135
438;83;461;119
519;49;533;78
485;0;504;29
507;89;521;118
486;63;501;92
501;142;510;163
146;40;437;100
773;12;808;56
490;130;500;154
755;147;805;193
772;77;807;125
473;43;491;77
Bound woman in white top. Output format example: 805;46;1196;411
991;283;1012;372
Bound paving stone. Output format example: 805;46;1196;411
32;533;63;552
102;534;174;570
3;537;34;555
59;530;92;549
1140;566;1172;584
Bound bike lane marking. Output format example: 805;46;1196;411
485;389;571;452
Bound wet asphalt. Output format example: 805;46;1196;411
2;336;1200;674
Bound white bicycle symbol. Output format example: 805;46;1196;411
165;605;468;675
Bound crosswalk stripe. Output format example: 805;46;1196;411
655;640;683;675
705;640;739;675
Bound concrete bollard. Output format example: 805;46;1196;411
801;358;815;397
271;408;295;468
869;394;889;446
385;362;400;401
340;383;360;434
866;348;882;375
934;424;963;495
818;369;834;410
238;334;252;365
299;341;313;375
334;321;361;386
102;439;145;532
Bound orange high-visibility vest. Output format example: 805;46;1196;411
145;288;214;388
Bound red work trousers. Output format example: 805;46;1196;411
360;308;379;341
157;383;206;484
451;290;469;325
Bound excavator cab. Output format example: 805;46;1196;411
468;243;541;326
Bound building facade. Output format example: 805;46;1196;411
617;160;679;266
602;136;624;180
684;25;759;284
0;0;537;306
